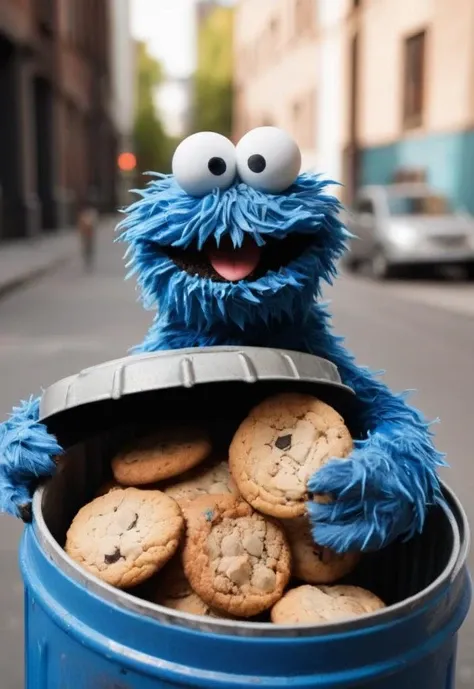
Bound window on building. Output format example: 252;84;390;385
268;15;280;60
292;100;302;139
292;91;316;149
403;30;426;129
65;0;77;43
355;198;375;215
295;0;315;38
35;0;55;32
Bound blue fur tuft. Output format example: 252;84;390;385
0;157;447;549
117;173;350;343
0;396;62;519
302;302;447;552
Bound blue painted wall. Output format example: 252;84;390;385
360;129;474;213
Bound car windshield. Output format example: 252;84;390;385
386;192;452;217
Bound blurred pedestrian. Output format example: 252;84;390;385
77;188;99;272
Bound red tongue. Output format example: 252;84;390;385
208;238;261;282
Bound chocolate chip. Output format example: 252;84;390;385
127;513;138;531
312;547;323;561
313;546;331;564
104;548;122;565
19;503;32;523
275;434;292;451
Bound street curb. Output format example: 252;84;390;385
0;254;73;300
0;215;119;300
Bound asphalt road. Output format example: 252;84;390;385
0;223;473;687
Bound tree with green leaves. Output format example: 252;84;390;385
133;41;173;179
192;3;234;138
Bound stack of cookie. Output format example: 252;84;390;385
65;392;385;625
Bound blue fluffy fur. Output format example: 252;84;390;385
0;168;446;553
0;396;61;519
119;174;346;341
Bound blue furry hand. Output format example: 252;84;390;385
0;396;62;521
307;429;446;553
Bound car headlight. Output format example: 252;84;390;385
386;224;419;248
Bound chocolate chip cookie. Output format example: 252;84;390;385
318;585;386;613
111;426;212;486
281;516;360;584
65;487;184;589
271;584;385;625
229;393;353;518
164;457;239;505
140;554;231;618
182;495;291;617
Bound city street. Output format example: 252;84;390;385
0;223;473;687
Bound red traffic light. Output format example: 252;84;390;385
118;152;137;172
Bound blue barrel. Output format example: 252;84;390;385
20;481;470;689
18;348;472;688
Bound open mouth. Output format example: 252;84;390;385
162;234;315;282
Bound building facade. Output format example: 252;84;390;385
233;0;319;170
354;0;474;212
0;0;117;241
193;0;233;138
109;0;136;207
235;0;474;211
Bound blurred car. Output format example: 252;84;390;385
342;183;474;279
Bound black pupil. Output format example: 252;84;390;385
208;157;227;176
248;154;266;174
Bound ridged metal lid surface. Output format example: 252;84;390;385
39;346;354;421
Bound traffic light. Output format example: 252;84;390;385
117;152;137;173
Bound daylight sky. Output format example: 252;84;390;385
131;0;197;79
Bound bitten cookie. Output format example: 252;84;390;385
164;457;239;505
271;584;385;625
111;426;212;485
140;554;231;618
65;488;184;589
281;517;360;584
229;393;353;518
182;496;291;617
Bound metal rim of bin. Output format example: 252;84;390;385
38;345;356;423
32;481;468;638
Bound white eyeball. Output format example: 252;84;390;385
236;127;302;194
172;132;237;197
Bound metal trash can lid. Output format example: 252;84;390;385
39;346;355;445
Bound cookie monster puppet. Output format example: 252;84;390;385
0;127;446;553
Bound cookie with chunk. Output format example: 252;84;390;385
112;426;212;486
281;516;360;584
182;495;291;617
65;487;184;589
140;554;233;618
271;584;385;625
164;457;239;505
229;393;353;518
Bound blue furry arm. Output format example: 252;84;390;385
0;396;62;520
305;306;446;553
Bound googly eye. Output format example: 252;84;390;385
172;132;237;197
236;127;302;194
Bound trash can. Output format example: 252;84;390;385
20;347;471;689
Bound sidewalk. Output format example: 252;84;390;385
0;216;118;297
